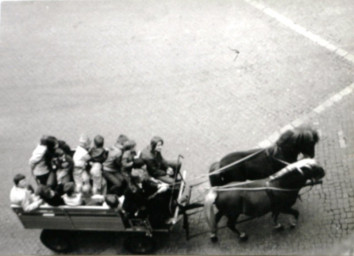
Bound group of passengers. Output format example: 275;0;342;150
10;134;182;226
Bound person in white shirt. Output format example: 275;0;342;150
62;182;83;206
73;134;91;192
28;136;57;188
10;174;43;212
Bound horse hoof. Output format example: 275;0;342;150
239;233;248;241
210;235;218;243
273;224;284;231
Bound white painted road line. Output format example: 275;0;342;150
258;83;354;147
244;0;354;65
338;130;347;148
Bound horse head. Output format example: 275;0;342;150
276;126;319;159
270;159;325;188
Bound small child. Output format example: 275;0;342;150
10;174;43;212
73;134;91;193
62;182;83;206
89;135;108;195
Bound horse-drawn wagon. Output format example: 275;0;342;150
11;127;324;254
12;170;193;254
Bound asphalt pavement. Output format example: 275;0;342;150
0;0;353;254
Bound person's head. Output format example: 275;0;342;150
150;136;164;153
123;140;136;151
104;194;119;208
36;185;54;199
79;134;91;150
63;182;76;196
40;135;58;151
116;134;129;147
13;174;26;188
94;135;104;148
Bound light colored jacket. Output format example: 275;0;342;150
62;193;83;206
10;186;42;212
29;144;50;176
73;146;91;169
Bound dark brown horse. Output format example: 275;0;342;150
209;126;319;186
204;159;325;242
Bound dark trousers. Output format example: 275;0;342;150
35;172;56;190
102;170;126;196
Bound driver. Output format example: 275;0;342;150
140;136;181;184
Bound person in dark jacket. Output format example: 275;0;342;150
36;185;65;206
122;168;171;227
140;136;181;184
102;134;129;196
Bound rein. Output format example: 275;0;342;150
215;180;322;192
189;149;265;187
209;149;265;177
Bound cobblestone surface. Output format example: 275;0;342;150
0;0;353;254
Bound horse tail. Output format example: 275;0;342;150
209;161;221;186
204;188;218;240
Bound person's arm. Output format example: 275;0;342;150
121;152;134;169
144;158;166;177
29;145;47;170
22;191;42;212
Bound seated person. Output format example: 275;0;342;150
51;148;73;195
10;174;43;212
36;185;65;206
62;182;83;206
141;136;181;185
81;184;105;206
122;168;171;227
102;134;129;196
89;135;108;195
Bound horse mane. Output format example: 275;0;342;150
269;159;317;181
275;125;319;149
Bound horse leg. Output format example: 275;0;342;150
280;208;299;228
204;189;219;242
272;211;284;231
226;215;248;241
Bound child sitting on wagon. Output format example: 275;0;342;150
10;174;43;212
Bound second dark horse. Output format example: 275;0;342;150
209;126;319;186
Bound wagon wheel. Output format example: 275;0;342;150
40;229;74;253
124;234;156;254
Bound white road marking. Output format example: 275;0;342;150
338;130;347;148
258;83;354;147
246;0;354;147
244;0;354;65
